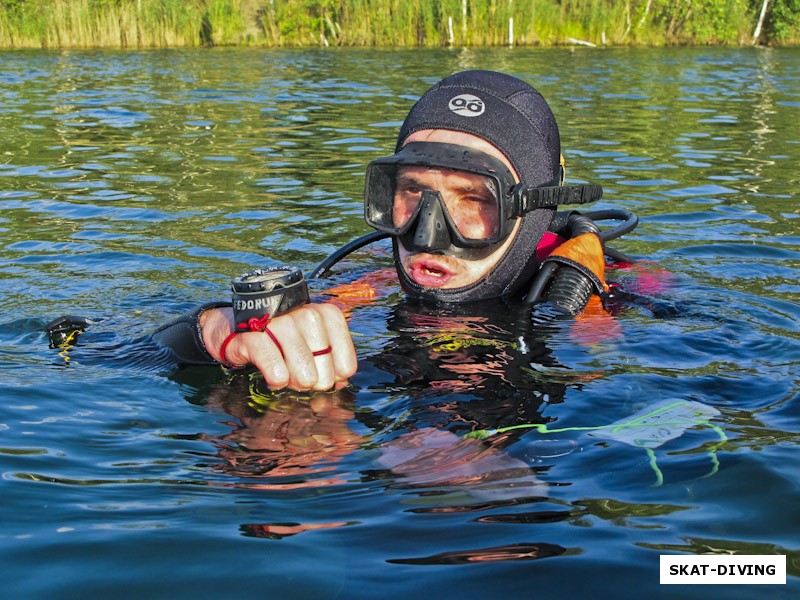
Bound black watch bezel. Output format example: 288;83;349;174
231;266;309;330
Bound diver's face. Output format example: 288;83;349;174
395;130;520;290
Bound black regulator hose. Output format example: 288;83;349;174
524;262;559;305
585;209;639;243
312;210;637;281
585;209;638;263
308;230;390;279
563;212;600;236
540;266;596;315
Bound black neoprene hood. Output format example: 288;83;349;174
389;70;563;303
397;69;562;188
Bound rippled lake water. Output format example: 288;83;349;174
1;47;799;599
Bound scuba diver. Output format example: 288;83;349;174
50;69;638;393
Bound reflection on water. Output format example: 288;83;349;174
386;541;572;565
1;47;799;599
206;383;363;489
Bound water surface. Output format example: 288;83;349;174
1;47;799;599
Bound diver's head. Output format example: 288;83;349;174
365;70;564;303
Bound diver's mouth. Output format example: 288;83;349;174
405;256;456;288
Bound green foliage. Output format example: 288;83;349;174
205;0;248;44
1;0;799;48
683;0;751;44
765;0;800;42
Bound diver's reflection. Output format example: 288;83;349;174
377;427;549;500
361;299;570;502
202;382;362;489
370;297;571;436
200;378;552;503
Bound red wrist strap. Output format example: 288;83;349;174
219;331;243;369
218;315;285;369
262;325;284;357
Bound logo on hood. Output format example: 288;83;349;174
448;94;485;117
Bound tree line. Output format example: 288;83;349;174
1;0;798;48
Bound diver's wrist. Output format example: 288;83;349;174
200;306;236;365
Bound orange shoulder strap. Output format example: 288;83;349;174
543;232;608;294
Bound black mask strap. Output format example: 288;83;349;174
515;183;603;213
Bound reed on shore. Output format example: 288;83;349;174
1;0;797;49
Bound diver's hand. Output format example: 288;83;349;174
201;304;357;391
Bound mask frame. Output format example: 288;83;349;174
365;142;520;246
365;142;600;255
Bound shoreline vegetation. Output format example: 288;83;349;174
1;0;798;49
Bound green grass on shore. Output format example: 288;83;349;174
1;0;798;49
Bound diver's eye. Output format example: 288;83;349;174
397;181;423;197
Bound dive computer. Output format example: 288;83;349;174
231;266;309;330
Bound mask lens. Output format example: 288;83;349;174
366;167;501;243
392;167;501;242
364;163;399;232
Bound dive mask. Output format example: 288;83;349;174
364;142;601;259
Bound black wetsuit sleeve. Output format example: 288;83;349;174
152;302;232;366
